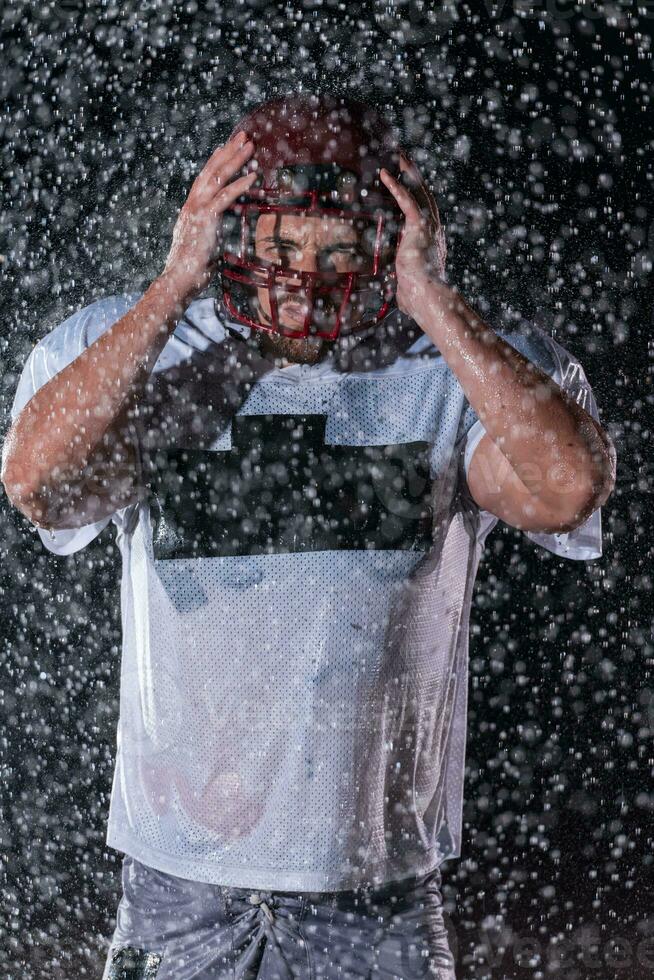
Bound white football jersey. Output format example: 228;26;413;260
10;294;603;891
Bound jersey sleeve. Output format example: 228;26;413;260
9;293;143;556
459;325;605;561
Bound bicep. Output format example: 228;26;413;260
466;433;582;534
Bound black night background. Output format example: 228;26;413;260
0;1;652;977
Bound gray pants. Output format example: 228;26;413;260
102;855;456;979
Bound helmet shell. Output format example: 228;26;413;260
218;94;405;341
229;94;403;192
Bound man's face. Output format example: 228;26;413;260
251;212;380;366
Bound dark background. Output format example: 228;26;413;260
1;1;652;977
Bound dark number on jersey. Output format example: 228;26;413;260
145;414;434;559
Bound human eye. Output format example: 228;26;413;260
331;244;365;266
263;241;297;261
328;244;362;258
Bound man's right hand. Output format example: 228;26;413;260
161;130;257;303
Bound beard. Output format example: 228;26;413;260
251;290;376;366
220;288;420;372
251;294;333;366
255;329;328;366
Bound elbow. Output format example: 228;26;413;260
572;425;617;522
1;430;17;498
2;459;53;529
557;471;615;534
591;462;616;513
2;478;51;527
1;461;29;516
2;426;58;527
579;437;617;519
548;454;616;535
1;428;30;511
3;432;80;534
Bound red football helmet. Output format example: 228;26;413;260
217;94;406;341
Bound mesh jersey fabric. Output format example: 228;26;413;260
10;293;604;892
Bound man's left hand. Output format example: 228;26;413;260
380;157;447;321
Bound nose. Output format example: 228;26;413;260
295;250;343;277
294;248;318;274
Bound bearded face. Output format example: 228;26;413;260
249;211;394;365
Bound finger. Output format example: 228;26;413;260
209;170;258;214
195;141;254;203
204;130;249;170
399;153;423;184
208;137;255;181
399;155;441;229
419;182;442;232
380;169;425;224
191;133;251;193
211;140;255;189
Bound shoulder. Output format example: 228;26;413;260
170;295;234;349
34;292;235;370
33;292;144;367
150;296;238;374
495;320;592;393
494;321;560;376
10;292;141;420
373;313;589;397
349;312;445;378
372;313;561;374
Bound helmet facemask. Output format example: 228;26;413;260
219;161;404;342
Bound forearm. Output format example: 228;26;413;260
1;273;193;517
411;279;615;512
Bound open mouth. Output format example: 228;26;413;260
260;287;374;334
278;295;343;332
279;299;311;325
